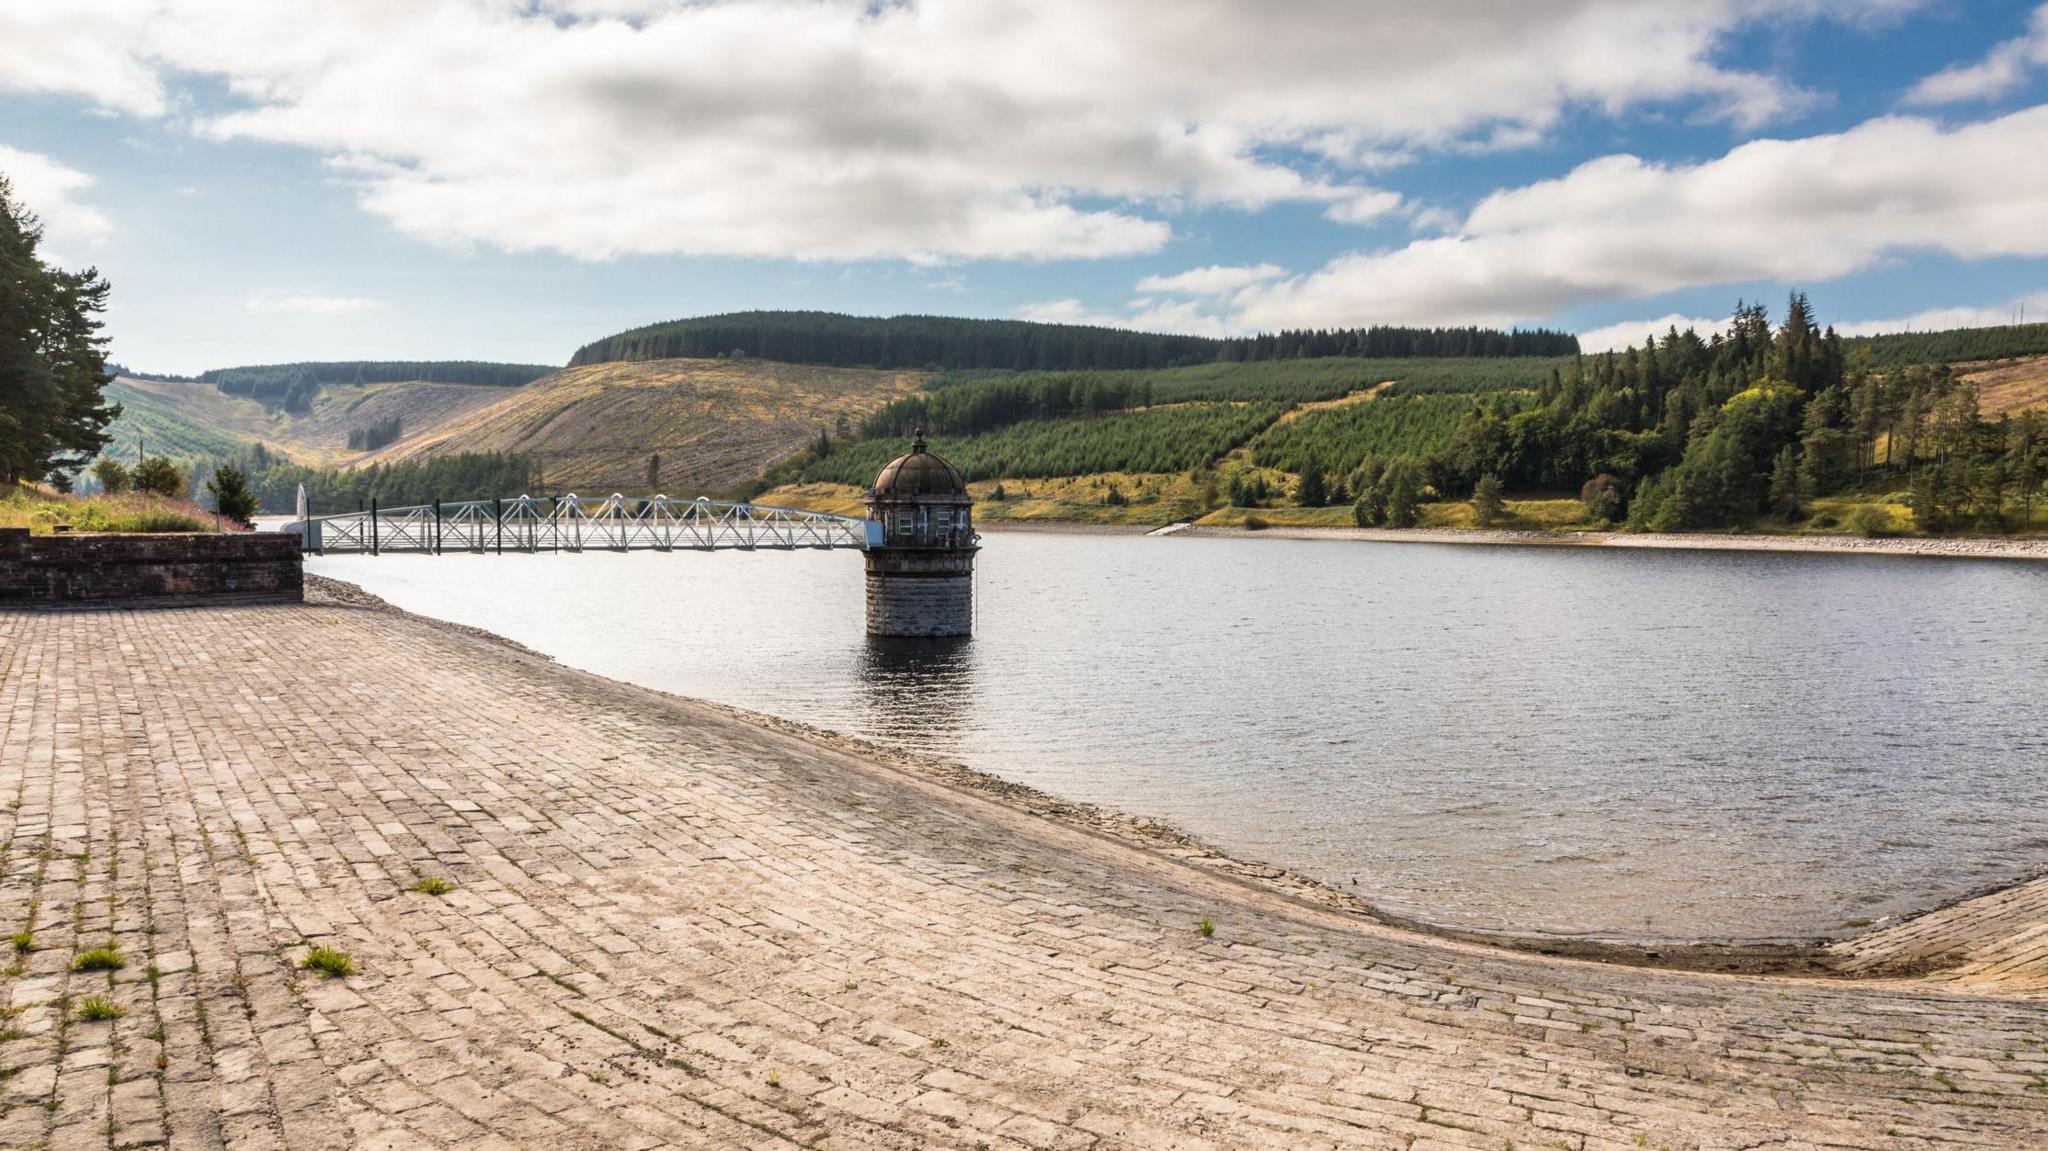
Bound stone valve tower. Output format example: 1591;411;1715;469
864;429;979;637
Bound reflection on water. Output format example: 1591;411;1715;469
313;533;2048;944
857;636;977;742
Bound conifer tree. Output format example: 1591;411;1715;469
0;173;119;485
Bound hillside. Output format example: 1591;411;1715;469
101;375;520;468
760;303;2048;538
365;357;924;494
1961;355;2048;415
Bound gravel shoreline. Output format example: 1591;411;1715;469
305;571;2041;975
1177;522;2048;560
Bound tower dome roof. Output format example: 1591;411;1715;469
872;429;968;502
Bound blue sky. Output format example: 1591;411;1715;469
2;1;2046;374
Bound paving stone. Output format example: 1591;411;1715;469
0;589;2044;1148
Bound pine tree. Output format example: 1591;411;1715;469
1767;445;1806;523
1471;474;1505;527
0;173;119;485
1381;458;1424;528
205;466;260;527
1295;467;1327;508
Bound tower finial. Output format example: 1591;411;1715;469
911;427;927;453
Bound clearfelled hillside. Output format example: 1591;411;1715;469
365;357;924;494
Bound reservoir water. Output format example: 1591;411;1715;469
311;531;2048;944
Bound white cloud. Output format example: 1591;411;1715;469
1135;264;1287;297
1577;292;2048;352
1325;189;1405;225
245;294;387;316
1018;296;1231;337
1576;314;1729;353
1905;4;2048;106
1833;291;2048;337
0;0;1922;264
0;145;113;262
1225;104;2048;330
0;3;163;116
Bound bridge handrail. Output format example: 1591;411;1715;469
299;493;877;555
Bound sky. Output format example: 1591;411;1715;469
2;1;2047;375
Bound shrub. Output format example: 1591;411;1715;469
1581;474;1622;524
90;458;130;494
1848;505;1894;538
1241;515;1269;531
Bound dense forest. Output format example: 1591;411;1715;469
1255;394;1523;481
801;403;1282;486
1394;296;2048;532
568;310;1578;372
201;360;557;412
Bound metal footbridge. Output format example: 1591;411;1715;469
297;494;880;554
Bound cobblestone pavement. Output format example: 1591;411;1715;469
2;596;2046;1151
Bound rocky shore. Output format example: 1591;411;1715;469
1;584;2044;1148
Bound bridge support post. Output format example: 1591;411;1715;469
370;499;379;557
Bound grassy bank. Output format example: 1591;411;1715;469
1;486;239;534
759;476;2048;542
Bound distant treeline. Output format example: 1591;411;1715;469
568;310;1579;372
221;444;538;514
863;374;1156;439
202;360;558;413
1846;322;2048;370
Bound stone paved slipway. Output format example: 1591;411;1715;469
2;592;2046;1151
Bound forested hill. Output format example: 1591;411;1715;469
1848;322;2048;370
567;310;1580;372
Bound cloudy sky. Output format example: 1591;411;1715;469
2;1;2046;373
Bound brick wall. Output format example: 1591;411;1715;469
0;529;303;606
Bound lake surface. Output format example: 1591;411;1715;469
312;532;2048;944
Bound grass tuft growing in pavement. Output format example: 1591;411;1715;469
302;946;356;978
73;996;126;1022
409;876;455;896
71;946;124;972
9;930;30;955
1197;917;1216;938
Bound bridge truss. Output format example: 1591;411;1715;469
300;495;877;554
